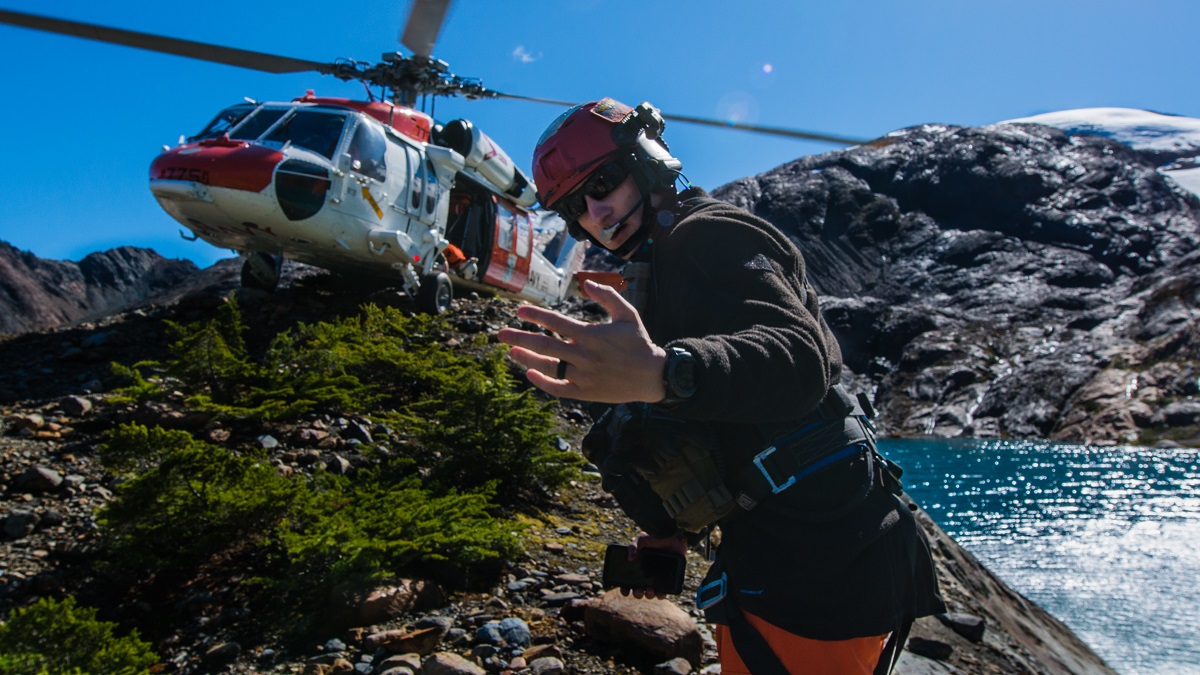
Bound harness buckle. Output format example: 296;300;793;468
735;492;758;511
752;446;796;494
695;572;727;610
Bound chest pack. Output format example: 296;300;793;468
582;385;898;537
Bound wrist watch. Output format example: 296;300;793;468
660;347;697;406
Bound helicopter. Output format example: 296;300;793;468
0;1;864;314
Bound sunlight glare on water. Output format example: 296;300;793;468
881;438;1200;675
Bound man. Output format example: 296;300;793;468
497;98;943;674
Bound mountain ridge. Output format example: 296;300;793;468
0;241;201;335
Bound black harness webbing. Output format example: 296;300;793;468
731;415;873;512
726;606;792;675
873;618;912;675
656;385;875;523
703;384;910;674
724;605;908;675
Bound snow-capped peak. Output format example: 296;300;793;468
1003;107;1200;155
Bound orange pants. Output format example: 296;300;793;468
716;611;888;675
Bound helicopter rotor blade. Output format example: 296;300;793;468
400;0;452;59
658;111;868;145
0;8;327;74
492;92;581;108
494;92;868;145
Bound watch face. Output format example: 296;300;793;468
669;350;697;398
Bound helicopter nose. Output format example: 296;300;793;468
150;142;283;193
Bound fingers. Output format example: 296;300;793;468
582;280;638;324
504;344;560;375
497;293;661;404
515;304;588;337
634;532;689;556
508;348;576;395
497;328;573;364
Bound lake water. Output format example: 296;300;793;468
880;438;1200;675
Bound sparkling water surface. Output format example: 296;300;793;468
880;438;1200;675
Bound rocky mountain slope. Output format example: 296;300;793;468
0;277;1115;674
0;242;201;335
713;120;1200;445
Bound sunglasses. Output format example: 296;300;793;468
554;161;629;223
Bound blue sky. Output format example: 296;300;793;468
1;0;1198;268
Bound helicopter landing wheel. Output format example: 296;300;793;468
241;252;281;292
417;271;453;314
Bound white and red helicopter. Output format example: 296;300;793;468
0;1;862;313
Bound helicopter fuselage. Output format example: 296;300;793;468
149;93;580;307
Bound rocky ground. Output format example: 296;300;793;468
0;272;1117;674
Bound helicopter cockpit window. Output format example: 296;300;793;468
229;107;288;142
347;120;387;182
424;158;439;214
264;110;347;160
407;146;424;212
189;103;255;142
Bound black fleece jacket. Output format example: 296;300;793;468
626;188;944;640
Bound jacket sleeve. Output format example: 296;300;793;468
650;205;841;423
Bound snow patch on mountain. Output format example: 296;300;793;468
1005;107;1200;155
1004;107;1200;199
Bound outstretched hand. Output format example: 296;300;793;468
497;280;668;404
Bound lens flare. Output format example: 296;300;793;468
715;91;759;125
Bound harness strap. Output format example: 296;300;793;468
725;606;794;675
731;415;873;512
873;618;913;675
657;384;877;520
662;481;735;520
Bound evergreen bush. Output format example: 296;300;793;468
279;471;522;590
0;596;157;675
97;423;300;573
97;301;580;610
412;349;583;499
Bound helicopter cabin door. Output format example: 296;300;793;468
480;199;533;292
329;119;388;215
388;136;442;247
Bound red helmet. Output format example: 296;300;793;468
532;98;681;213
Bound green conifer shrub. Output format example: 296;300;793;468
121;301;583;502
278;471;522;590
96;424;524;594
411;349;583;500
0;596;157;675
97;301;581;609
97;423;300;573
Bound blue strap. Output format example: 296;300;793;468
695;572;727;610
